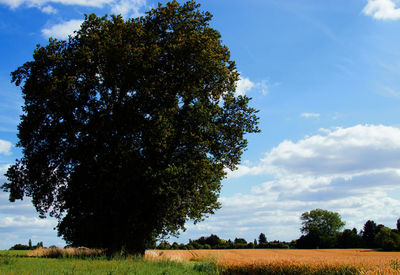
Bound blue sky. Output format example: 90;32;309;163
1;0;400;249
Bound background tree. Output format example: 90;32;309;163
234;238;248;249
361;220;379;248
195;234;223;248
1;1;259;255
258;233;267;245
298;209;345;248
300;209;345;236
337;228;363;248
374;226;400;251
234;238;247;244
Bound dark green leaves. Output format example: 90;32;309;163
2;1;259;255
301;209;345;236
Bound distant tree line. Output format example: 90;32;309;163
9;239;43;250
150;209;400;251
151;233;291;250
296;218;400;251
293;209;400;251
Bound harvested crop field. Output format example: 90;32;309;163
146;249;400;273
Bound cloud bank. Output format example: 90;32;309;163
229;124;400;178
206;124;400;242
0;189;63;249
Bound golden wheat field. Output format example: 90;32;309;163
146;249;400;274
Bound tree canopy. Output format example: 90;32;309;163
300;209;345;236
1;0;259;255
362;220;379;248
296;209;345;249
258;233;267;244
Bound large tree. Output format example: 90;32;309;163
2;1;259;255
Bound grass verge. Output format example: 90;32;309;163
0;250;218;275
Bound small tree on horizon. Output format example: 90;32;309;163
258;233;267;244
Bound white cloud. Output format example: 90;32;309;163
259;80;269;95
0;164;10;183
111;0;145;18
0;0;147;17
225;164;265;179
0;164;9;173
41;19;82;39
41;5;57;14
0;190;64;249
28;0;147;39
0;0;22;9
267;125;400;176
301;112;320;118
230;124;400;178
235;76;255;97
0;215;55;228
0;140;12;155
235;75;276;97
363;0;400;20
0;0;113;9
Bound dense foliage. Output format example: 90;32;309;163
1;1;260;255
300;209;345;236
296;209;345;249
155;233;290;250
